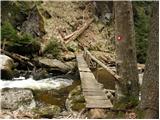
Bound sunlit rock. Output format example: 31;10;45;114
0;55;14;80
1;88;36;110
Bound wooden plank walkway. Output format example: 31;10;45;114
76;53;113;108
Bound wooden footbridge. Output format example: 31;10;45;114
76;48;120;110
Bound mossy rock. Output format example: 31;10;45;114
67;41;78;52
134;108;144;119
32;105;61;118
70;94;85;103
70;94;85;111
66;85;86;112
69;86;82;96
71;103;85;111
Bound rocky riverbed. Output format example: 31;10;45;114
0;71;85;119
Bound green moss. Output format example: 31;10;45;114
71;103;85;111
32;105;61;118
117;111;125;118
70;88;81;96
114;96;139;110
70;94;85;103
68;86;86;112
134;108;144;119
70;94;85;111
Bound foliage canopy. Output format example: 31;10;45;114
133;2;152;63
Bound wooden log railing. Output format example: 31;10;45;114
83;47;121;81
84;49;97;69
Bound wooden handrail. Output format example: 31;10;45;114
83;47;121;81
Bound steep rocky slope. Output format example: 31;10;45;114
39;1;115;60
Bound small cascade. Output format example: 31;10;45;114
0;76;73;90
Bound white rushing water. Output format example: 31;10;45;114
0;76;73;90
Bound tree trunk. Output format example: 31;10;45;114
114;1;139;100
140;2;159;118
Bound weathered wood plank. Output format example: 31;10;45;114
83;91;105;96
86;99;111;104
76;53;113;109
82;88;102;91
85;96;108;100
79;66;90;72
86;100;113;108
86;102;113;108
80;73;98;82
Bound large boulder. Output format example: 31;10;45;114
1;88;36;110
38;57;71;73
0;55;14;80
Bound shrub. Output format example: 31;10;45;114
1;21;40;55
1;21;18;41
114;95;139;110
8;33;40;55
44;38;61;58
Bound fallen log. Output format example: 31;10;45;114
57;29;68;51
83;48;121;81
65;18;94;44
0;49;34;68
0;49;72;73
64;32;76;40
